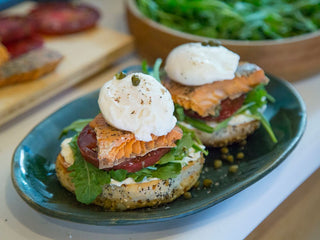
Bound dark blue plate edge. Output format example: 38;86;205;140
10;73;307;226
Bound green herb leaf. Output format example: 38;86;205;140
59;119;92;139
185;116;214;133
244;84;268;112
110;169;128;182
141;60;149;74
68;135;110;204
243;84;278;143
152;163;181;179
140;58;163;82
152;58;162;82
136;0;320;40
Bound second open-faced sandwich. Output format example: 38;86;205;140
56;72;205;211
163;42;277;147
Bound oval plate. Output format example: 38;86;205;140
11;69;306;225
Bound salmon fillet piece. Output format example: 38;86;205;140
163;62;269;117
89;114;183;169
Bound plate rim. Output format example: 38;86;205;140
11;73;307;225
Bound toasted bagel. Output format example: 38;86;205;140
192;119;260;147
56;150;204;211
0;43;9;66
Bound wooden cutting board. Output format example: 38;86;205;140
0;4;134;126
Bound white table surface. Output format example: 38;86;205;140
1;1;320;239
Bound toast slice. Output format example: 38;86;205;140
0;43;9;66
0;47;63;87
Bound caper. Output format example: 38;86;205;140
208;40;221;47
213;159;222;169
131;75;140;86
115;71;126;80
201;41;208;46
240;140;247;146
229;165;239;173
221;147;229;154
236;152;245;159
226;155;234;163
183;192;192;199
203;179;213;188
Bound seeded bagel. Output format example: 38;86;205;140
56;152;204;211
191;119;260;147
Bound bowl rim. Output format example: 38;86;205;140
127;0;320;46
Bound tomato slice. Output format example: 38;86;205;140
78;125;170;173
185;94;245;122
0;16;35;44
28;2;100;35
4;34;44;58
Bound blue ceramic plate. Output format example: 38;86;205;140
11;68;306;225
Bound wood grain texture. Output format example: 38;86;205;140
126;0;320;82
246;167;320;240
0;26;133;126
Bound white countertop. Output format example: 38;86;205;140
1;1;320;239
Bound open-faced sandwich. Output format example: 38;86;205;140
163;42;277;147
56;72;205;210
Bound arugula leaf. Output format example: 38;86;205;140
136;0;320;40
174;104;214;133
68;135;110;204
152;58;163;82
140;58;163;82
185;116;214;133
59;119;92;139
244;84;268;112
243;84;278;143
152;163;181;180
174;104;185;121
110;169;128;182
141;60;149;74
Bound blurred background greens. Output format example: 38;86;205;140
136;0;320;40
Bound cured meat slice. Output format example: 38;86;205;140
28;2;100;35
4;34;44;58
0;16;35;44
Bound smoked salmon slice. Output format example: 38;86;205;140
162;62;269;117
89;114;183;169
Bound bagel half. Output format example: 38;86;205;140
0;43;9;66
56;150;204;211
193;119;260;147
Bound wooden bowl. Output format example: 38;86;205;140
126;0;320;82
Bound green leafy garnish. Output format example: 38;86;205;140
184;116;214;133
59;119;92;138
140;58;163;82
141;60;149;74
68;135;111;204
136;0;320;40
242;84;278;143
61;120;204;204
